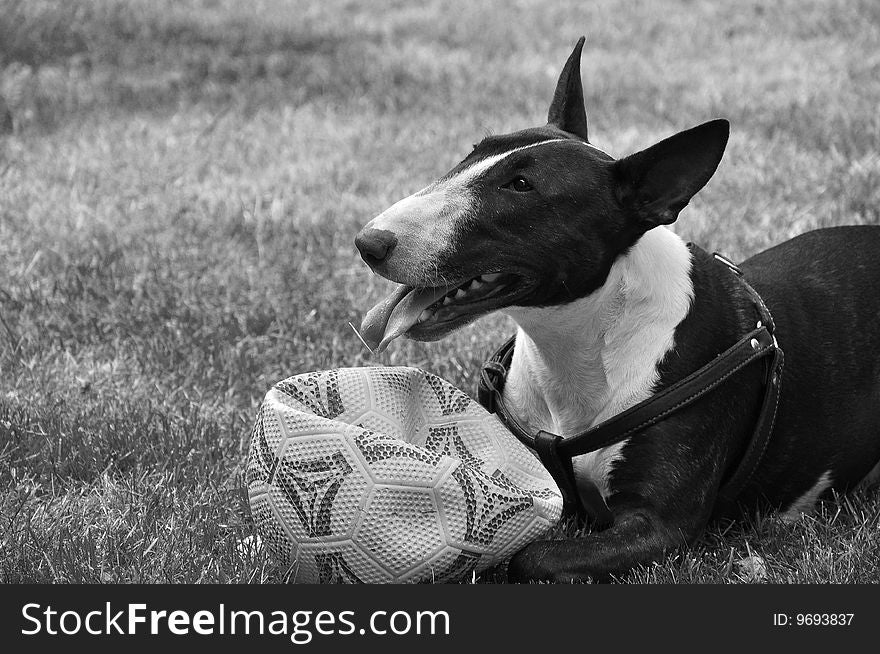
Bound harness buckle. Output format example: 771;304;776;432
478;360;507;412
481;361;507;391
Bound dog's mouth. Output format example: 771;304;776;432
360;272;529;352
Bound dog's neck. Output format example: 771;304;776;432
503;227;694;437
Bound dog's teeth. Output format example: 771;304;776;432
482;273;501;283
443;296;452;305
471;280;484;290
454;288;467;299
419;310;432;322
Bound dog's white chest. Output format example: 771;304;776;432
502;227;695;498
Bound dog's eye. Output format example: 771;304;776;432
506;177;533;193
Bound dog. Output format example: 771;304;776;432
354;37;880;582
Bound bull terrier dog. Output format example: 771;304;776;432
355;38;880;582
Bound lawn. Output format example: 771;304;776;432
1;0;878;583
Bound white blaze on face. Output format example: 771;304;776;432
363;138;573;281
359;135;614;350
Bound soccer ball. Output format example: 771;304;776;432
246;366;562;583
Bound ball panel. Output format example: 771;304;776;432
268;393;339;442
267;433;370;542
257;401;286;457
272;369;366;425
331;369;371;422
488;515;556;562
352;427;448;486
401;546;484;583
478;502;543;562
436;463;536;557
298;541;395;584
249;485;296;567
430;419;503;475
353;410;407;442
246;407;276;487
416;371;485;423
354;486;446;577
286;546;320;584
364;367;425;440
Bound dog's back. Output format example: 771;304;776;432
742;225;880;502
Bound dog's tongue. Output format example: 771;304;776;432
360;284;449;353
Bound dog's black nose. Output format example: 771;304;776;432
355;228;397;266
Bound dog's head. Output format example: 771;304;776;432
357;37;729;352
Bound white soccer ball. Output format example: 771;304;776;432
246;366;562;583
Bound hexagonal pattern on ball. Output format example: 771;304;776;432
297;540;395;584
267;433;370;542
354;409;407;443
416;371;484;423
365;367;423;436
248;484;294;565
355;485;445;577
353;427;447;486
436;462;535;557
247;366;564;584
430;418;503;475
273;369;366;425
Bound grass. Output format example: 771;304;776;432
1;0;878;583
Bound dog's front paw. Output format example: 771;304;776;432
506;541;563;583
507;540;597;583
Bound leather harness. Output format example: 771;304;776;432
477;251;785;525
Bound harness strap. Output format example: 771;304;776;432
533;431;579;510
477;252;784;523
714;345;784;514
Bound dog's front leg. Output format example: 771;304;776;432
505;371;756;583
506;504;694;583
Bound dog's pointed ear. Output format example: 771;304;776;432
614;119;730;229
547;36;588;141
